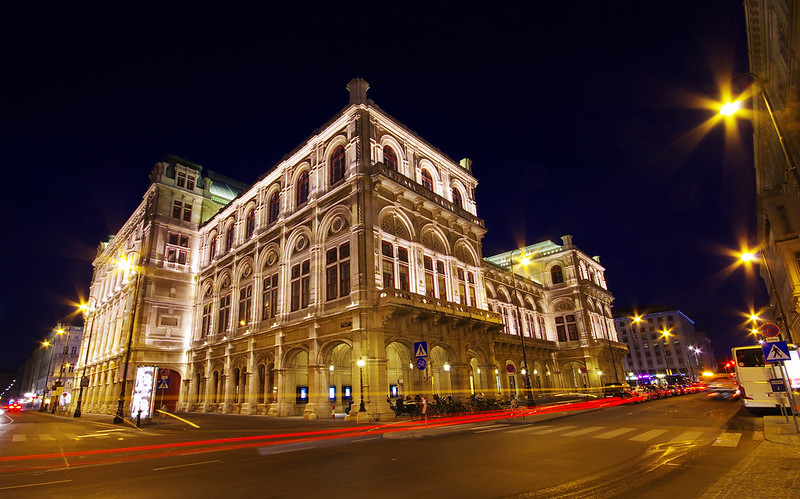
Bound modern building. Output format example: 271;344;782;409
743;1;800;344
613;308;714;383
20;324;83;410
74;79;625;421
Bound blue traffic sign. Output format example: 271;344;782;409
156;378;170;390
769;378;787;393
416;358;427;370
414;341;429;358
762;341;791;363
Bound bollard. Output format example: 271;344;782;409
331;402;336;419
136;409;142;428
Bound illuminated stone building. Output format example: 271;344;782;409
76;79;625;421
23;324;82;410
744;1;800;344
613;308;714;382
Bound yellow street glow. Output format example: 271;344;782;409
740;252;756;262
720;101;742;116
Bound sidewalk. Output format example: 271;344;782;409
702;416;800;498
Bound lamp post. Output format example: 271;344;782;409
52;325;71;414
659;329;671;376
740;251;794;341
38;339;55;412
74;296;97;417
114;251;143;424
506;249;535;407
356;358;366;413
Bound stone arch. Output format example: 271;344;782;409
524;296;536;311
418;158;441;194
419;224;451;254
319;205;353;242
451;179;469;205
235;259;254;283
551;298;575;313
379;134;407;176
216;270;232;294
257;242;282;272
282;348;310;415
485;282;496;300
324;135;349;187
377;207;415;242
453;239;478;266
285;227;313;260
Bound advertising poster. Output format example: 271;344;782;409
131;366;156;419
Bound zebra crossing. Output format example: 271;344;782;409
1;428;146;444
466;423;748;447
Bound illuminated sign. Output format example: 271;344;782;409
131;366;156;419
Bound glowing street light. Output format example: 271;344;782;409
738;250;793;341
74;296;97;418
356;358;366;413
719;101;742;116
114;251;143;424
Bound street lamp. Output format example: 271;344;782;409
687;346;699;381
38;339;55;412
506;248;535;407
356;358;366;413
739;251;794;341
659;329;671;376
114;251;144;424
74;297;97;417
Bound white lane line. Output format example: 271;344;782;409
712;432;742;448
469;424;499;432
0;480;72;491
532;425;578;435
11;435;27;442
352;437;381;442
506;425;551;434
563;426;604;437
474;425;513;434
669;431;703;444
39;434;55;441
629;429;668;442
594;428;636;439
63;433;78;440
153;460;221;471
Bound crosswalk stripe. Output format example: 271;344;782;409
712;432;742;447
563;426;605;437
64;433;78;440
506;425;551;434
474;425;513;433
629;429;669;442
39;434;55;441
532;425;578;435
11;435;26;442
594;427;636;439
669;430;703;444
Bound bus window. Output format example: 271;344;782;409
736;348;765;368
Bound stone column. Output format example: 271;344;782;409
303;364;329;420
448;362;470;401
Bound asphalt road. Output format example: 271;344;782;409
0;395;757;498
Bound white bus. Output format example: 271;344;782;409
732;344;800;414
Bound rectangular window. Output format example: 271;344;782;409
436;261;447;300
382;259;394;289
468;272;476;307
424;257;435;297
218;295;231;334
173;201;182;219
326;247;338;301
457;268;466;305
555;317;567;342
398;247;409;291
166;232;190;266
301;260;310;308
238;284;252;326
339;243;350;297
187;175;195;190
201;303;212;337
183;203;192;222
291;260;311;311
262;274;278;320
177;172;186;187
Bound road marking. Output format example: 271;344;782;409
39;434;55;441
532;425;578;435
629;429;668;442
470;424;499;431
11;435;26;442
669;431;703;444
712;432;742;447
64;433;78;440
563;426;604;437
0;480;72;491
153;460;220;471
594;428;636;439
506;425;550;434
352;437;381;442
474;425;513;433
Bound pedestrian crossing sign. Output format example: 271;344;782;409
156;378;170;390
762;341;791;363
414;341;428;358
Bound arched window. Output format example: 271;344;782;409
383;146;398;171
245;209;255;238
208;232;217;262
421;169;433;190
297;171;309;206
225;223;235;252
330;145;346;185
452;188;463;208
268;192;280;224
551;265;564;284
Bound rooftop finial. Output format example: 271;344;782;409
346;78;370;105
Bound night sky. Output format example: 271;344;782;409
0;2;766;369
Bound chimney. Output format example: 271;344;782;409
459;158;473;172
346;78;370;105
560;235;573;248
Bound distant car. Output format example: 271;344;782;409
705;374;739;400
602;383;634;399
2;403;22;413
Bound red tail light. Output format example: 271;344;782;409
737;385;750;399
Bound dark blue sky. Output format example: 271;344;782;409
0;2;765;369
